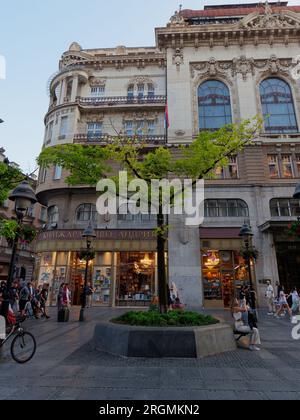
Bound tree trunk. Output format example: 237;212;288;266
157;207;168;314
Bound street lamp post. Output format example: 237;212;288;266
79;223;96;322
1;181;37;317
239;223;254;290
7;181;37;290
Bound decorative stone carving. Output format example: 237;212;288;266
175;130;186;137
61;55;87;69
128;76;155;86
173;48;184;68
168;10;187;28
241;3;300;29
114;46;127;55
122;112;158;122
232;56;255;81
191;58;230;79
69;42;82;52
191;55;294;82
89;76;106;87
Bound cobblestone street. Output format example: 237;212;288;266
0;308;300;400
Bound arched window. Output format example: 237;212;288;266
198;80;232;131
260;78;298;134
76;204;97;222
48;206;59;224
204;199;249;218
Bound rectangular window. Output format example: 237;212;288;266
206;200;218;217
27;205;35;218
282;155;294;179
148;84;155;98
59;116;68;138
66;81;73;101
148;121;155;135
42;168;47;183
127;85;134;100
40;207;47;222
228;156;239;179
87;123;102;140
137;84;144;99
270;201;280;217
214;166;224;180
125;121;133;137
279;199;291;217
54;165;62;180
137;121;144;136
48;121;54;141
296;155;300;177
91;86;105;97
268;155;279;179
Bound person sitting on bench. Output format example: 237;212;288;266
231;298;261;352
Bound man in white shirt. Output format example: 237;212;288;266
265;280;275;315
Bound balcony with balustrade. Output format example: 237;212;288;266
76;95;166;110
73;133;167;146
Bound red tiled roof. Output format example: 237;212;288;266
181;5;300;19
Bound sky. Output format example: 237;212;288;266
1;0;300;173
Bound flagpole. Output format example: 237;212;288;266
165;57;169;144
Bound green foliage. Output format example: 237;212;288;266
37;117;262;188
287;220;300;237
0;219;37;244
112;311;219;327
37;144;112;186
77;249;96;261
0;219;19;241
239;246;259;261
0;162;24;206
174;117;263;180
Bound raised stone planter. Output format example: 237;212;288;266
93;321;237;358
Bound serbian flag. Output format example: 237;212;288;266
164;103;170;129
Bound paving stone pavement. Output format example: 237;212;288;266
0;307;300;400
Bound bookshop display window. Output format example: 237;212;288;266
93;252;112;305
202;250;248;308
116;252;156;307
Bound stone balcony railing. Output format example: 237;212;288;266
76;95;166;107
73;133;167;146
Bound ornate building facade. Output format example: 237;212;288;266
36;2;300;309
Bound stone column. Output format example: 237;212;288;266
71;75;79;102
168;214;203;311
59;79;67;105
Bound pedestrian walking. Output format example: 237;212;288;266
19;283;31;318
291;287;300;315
40;284;50;319
265;280;275;315
85;282;94;309
275;289;293;320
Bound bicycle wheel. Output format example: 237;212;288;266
10;332;36;364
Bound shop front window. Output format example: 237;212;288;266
93;253;112;305
116;252;156;306
202;250;248;308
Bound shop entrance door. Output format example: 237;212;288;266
221;271;235;308
276;242;300;292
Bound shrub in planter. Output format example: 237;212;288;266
112;311;219;327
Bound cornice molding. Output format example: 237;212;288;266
156;11;300;49
60;52;166;71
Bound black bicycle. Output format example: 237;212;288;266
0;317;36;364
